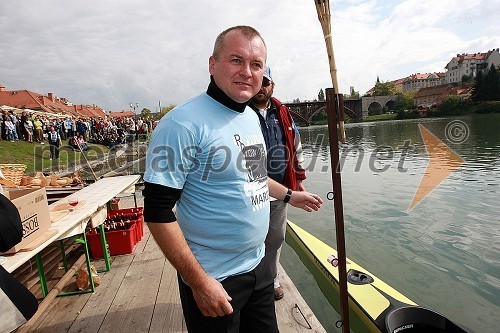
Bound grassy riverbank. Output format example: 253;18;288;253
0;140;109;175
363;113;398;122
309;113;397;125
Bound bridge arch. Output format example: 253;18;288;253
361;95;400;118
368;102;383;115
385;100;396;113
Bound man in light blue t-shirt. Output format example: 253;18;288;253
143;25;322;333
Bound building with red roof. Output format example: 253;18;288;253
0;85;105;118
445;48;500;84
402;72;446;92
414;84;473;109
392;77;406;93
414;84;454;108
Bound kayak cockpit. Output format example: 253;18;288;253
386;306;471;333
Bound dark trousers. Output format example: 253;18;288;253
178;256;277;333
49;142;60;159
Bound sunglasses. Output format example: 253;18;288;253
262;78;272;87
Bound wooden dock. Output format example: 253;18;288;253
15;196;326;333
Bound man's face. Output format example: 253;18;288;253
251;77;274;106
209;30;266;103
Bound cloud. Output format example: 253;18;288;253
0;0;498;111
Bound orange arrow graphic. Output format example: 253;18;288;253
409;124;464;211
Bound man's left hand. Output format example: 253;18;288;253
289;191;323;212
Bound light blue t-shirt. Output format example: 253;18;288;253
144;93;270;281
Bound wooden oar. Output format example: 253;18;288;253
75;140;98;181
314;1;350;332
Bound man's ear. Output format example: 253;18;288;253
209;56;216;75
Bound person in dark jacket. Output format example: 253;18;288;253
250;67;307;301
47;126;61;160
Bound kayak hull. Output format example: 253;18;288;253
285;221;470;333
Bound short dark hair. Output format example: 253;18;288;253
212;25;266;60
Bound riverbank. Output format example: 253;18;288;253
307;100;500;126
0;140;109;175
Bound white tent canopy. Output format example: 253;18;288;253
1;105;70;119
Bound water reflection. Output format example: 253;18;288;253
286;114;500;333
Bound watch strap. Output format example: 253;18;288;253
283;188;293;203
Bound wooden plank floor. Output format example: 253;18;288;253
26;196;326;333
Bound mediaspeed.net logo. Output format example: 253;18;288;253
408;121;467;211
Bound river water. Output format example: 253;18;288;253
284;113;500;332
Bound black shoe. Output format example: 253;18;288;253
274;286;284;301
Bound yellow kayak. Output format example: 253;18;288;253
286;221;470;333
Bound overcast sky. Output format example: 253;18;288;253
1;0;498;113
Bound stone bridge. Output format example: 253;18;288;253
361;95;399;117
284;95;400;125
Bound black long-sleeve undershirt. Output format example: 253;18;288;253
143;182;181;223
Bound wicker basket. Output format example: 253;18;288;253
0;163;27;186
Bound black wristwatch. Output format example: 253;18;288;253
283;188;293;203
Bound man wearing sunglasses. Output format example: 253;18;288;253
250;67;307;301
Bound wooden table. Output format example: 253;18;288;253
0;175;141;295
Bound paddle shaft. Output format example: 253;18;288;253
326;88;350;333
76;140;98;181
16;254;87;333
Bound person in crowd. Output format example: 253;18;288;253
76;118;87;138
141;120;149;139
64;117;73;138
9;111;19;141
71;118;77;138
250;67;307;301
56;118;66;140
142;25;323;332
24;116;34;142
20;111;28;141
77;135;89;151
42;116;50;138
4;116;16;141
85;118;92;141
0;110;7;140
47;126;61;160
33;116;44;144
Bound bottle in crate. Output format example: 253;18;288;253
86;222;136;258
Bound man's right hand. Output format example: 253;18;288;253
147;222;233;317
191;275;233;317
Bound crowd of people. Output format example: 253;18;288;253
0;109;154;151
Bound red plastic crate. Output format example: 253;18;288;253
86;223;136;259
134;218;143;242
107;207;144;243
